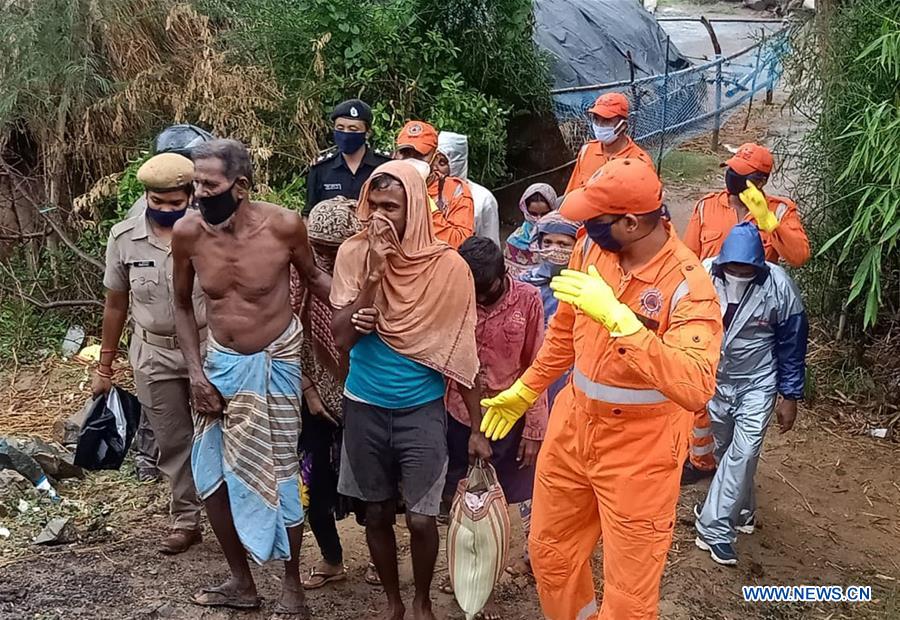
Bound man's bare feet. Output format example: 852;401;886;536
272;580;310;619
476;598;502;620
191;577;259;609
378;601;405;620
412;597;436;620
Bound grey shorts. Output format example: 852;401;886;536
338;397;448;516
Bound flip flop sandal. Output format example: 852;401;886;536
191;586;261;610
302;567;347;590
364;562;382;587
270;602;312;620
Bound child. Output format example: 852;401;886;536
517;211;580;407
444;237;549;610
504;183;558;276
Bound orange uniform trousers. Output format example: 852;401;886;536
530;384;691;620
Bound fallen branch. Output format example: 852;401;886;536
775;468;816;516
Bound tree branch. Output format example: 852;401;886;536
0;283;102;309
0;228;52;240
0;159;105;271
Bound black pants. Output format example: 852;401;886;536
300;403;343;566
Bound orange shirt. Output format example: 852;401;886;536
429;175;474;249
683;190;810;267
564;137;655;194
522;225;722;416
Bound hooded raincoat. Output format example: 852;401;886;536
695;223;808;545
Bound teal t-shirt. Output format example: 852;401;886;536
345;333;445;409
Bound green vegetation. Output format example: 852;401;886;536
786;1;900;330
659;149;720;185
0;0;550;360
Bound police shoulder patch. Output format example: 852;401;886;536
311;147;339;166
109;217;138;239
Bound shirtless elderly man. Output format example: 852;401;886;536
172;139;330;618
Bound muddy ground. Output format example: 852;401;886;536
2;384;899;620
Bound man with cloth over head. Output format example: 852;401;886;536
172;139;331;617
95;153;205;554
480;158;723;619
330;160;489;620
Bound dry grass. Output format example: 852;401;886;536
0;355;133;440
73;1;295;215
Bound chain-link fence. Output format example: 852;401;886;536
550;24;791;165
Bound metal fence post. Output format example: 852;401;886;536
657;36;671;169
741;30;765;131
711;58;723;152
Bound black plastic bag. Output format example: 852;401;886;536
73;386;141;470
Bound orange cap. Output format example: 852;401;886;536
396;121;439;156
725;143;773;175
560;158;662;221
588;92;630;120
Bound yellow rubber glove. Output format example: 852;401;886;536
740;181;778;233
480;379;541;441
550;265;643;337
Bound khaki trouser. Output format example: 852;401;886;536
133;373;201;531
134;409;159;472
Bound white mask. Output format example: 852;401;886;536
591;120;624;145
723;272;755;305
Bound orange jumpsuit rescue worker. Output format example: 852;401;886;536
682;142;810;481
564;92;654;194
481;158;723;620
684;142;810;267
393;120;474;248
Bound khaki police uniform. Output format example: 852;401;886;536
104;206;207;531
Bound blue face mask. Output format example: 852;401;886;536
584;217;623;252
145;204;187;228
334;129;367;155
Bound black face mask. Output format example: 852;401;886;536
197;181;239;225
725;167;751;196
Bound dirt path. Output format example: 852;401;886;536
2;407;898;620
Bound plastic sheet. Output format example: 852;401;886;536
533;0;690;89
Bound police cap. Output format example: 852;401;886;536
330;99;373;126
137;153;194;191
